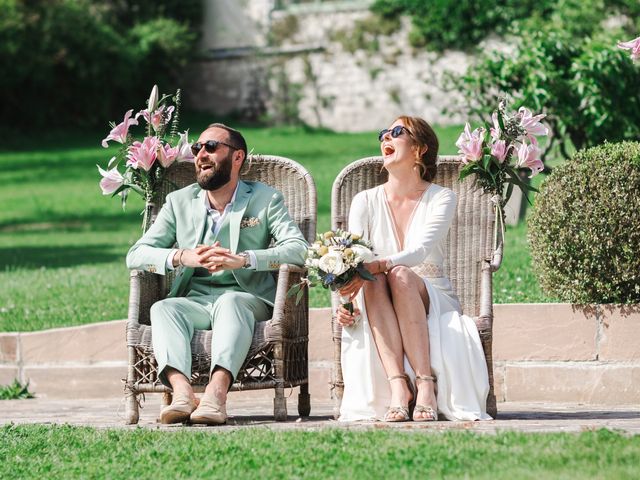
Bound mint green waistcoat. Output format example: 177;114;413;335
188;213;240;294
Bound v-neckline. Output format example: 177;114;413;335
381;185;431;252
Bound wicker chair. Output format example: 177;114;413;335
124;155;316;424
330;155;502;419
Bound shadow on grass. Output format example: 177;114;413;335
0;210;143;233
0;245;122;269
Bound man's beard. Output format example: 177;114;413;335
196;153;233;191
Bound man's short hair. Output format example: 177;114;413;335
207;123;248;162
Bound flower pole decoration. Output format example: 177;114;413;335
456;98;547;247
617;35;640;62
288;230;375;326
97;85;195;230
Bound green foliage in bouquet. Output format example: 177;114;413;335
528;141;640;304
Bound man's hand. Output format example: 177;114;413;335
176;242;245;272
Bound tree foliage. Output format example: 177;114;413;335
0;0;199;130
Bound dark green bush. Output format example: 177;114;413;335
0;0;199;130
371;0;555;51
528;142;640;304
371;0;639;52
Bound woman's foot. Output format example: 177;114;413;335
413;374;437;421
384;374;414;422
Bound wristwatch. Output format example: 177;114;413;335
238;251;251;269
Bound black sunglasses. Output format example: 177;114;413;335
191;139;239;156
378;125;412;142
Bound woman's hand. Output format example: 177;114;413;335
336;303;361;327
338;259;387;301
338;275;365;301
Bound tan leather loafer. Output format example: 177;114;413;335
189;394;227;425
159;392;197;424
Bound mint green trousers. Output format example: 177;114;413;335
150;289;271;388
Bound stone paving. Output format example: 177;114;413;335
2;395;639;434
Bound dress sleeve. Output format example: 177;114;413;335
388;188;457;267
347;190;370;241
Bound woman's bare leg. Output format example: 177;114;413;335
386;266;437;420
363;273;412;420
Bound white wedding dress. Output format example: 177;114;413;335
339;184;492;421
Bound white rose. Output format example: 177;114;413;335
351;245;374;263
317;252;349;276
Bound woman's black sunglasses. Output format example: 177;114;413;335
191;140;239;156
378;125;412;142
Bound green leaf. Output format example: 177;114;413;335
357;265;376;281
287;283;301;298
482;154;492;170
504;180;515;205
295;288;304;305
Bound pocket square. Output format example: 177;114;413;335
240;217;260;229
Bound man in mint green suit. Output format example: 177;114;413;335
126;123;307;425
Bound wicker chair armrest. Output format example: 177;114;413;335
268;264;308;341
127;269;163;328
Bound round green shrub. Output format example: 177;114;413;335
528;141;640;304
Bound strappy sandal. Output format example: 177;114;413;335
413;374;438;422
383;374;415;422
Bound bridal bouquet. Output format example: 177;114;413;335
455;98;548;206
288;230;375;320
97;85;194;227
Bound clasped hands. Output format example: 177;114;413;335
174;241;244;272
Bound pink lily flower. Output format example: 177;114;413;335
176;131;195;163
97;163;125;195
456;123;485;163
157;143;179;168
516;142;544;177
138;105;175;132
101;109;138;148
490;139;509;163
618;36;640;61
518;107;548;137
126;136;161;171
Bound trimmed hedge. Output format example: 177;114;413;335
528;142;640;304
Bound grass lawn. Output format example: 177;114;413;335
1;425;638;479
0;118;552;332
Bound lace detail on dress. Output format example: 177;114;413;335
411;262;444;278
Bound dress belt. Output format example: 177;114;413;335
411;262;444;279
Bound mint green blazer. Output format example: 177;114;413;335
126;180;308;306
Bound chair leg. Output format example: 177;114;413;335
124;387;140;425
298;383;311;417
487;392;497;419
274;385;288;421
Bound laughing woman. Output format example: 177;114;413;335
337;116;491;422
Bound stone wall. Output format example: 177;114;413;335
1;305;639;406
184;2;475;131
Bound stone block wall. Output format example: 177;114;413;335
184;3;477;131
1;305;638;406
492;304;640;404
